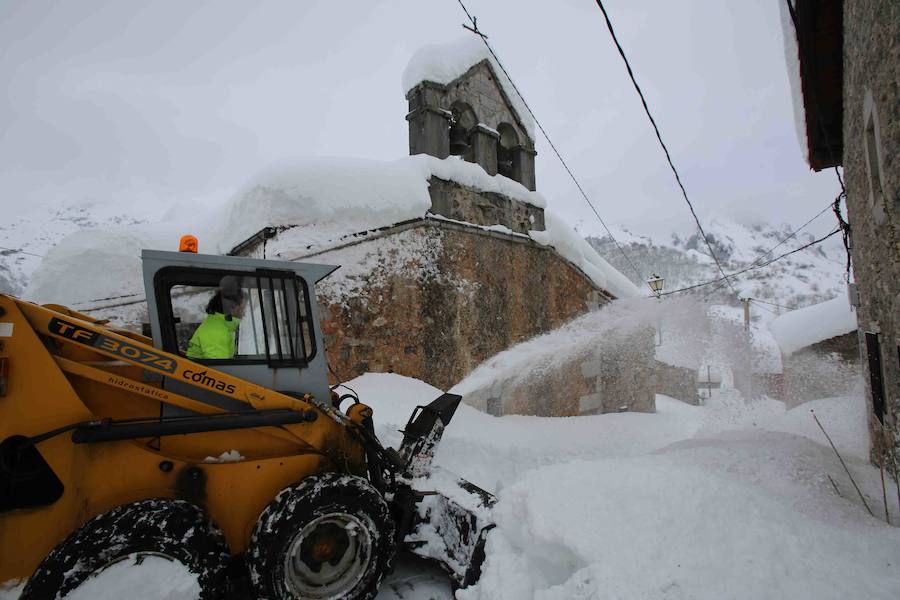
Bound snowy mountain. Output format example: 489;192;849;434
585;217;849;310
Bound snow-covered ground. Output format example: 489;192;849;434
349;373;899;600
3;373;896;599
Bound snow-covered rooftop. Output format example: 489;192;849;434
26;155;640;307
401;36;535;139
769;294;858;356
778;0;810;166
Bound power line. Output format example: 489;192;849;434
453;0;647;286
0;245;45;258
661;226;841;296
701;196;838;299
592;0;738;297
750;298;794;310
749;300;777;315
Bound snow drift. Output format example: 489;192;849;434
25;155;640;309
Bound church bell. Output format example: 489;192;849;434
449;127;470;155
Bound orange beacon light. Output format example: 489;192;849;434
179;235;199;253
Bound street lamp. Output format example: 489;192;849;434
647;274;665;297
646;274;665;346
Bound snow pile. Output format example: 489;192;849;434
770;294;857;355
217;157;432;255
260;154;547;260
348;373;899;600
406;154;545;208
62;555;199;600
26;229;153;305
353;373;706;495
26;154;636;308
3;371;889;599
24;202;222;308
401;37;534;138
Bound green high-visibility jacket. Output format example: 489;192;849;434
186;313;240;360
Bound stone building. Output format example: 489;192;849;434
405;49;536;190
769;295;860;407
226;38;646;409
783;0;898;463
457;309;656;417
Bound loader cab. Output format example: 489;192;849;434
141;250;337;408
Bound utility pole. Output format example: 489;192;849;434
742;298;750;332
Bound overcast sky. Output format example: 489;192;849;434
1;0;842;242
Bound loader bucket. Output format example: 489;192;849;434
393;394;496;588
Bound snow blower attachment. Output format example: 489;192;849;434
0;249;494;599
393;393;497;587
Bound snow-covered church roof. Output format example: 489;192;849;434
401;36;535;139
26;155;641;308
769;294;857;356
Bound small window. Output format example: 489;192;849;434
863;89;886;224
497;123;519;181
155;267;315;367
865;332;885;423
449;101;478;161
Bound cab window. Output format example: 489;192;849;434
155;267;316;366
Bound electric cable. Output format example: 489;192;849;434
0;245;44;258
700;196;839;299
454;0;647;286
750;298;794;310
661;226;841;296
592;0;738;297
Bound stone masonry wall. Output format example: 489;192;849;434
843;0;899;464
442;61;532;151
407;61;537;190
428;177;545;234
315;222;603;392
655;361;699;405
462;323;656;417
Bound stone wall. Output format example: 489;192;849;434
313;220;605;391
655;361;698;405
428;177;545;234
463;323;656;417
407;60;537;191
843;0;899;464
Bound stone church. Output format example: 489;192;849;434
227;39;652;415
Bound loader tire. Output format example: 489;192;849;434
248;472;395;600
21;499;229;600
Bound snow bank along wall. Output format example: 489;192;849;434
787;0;899;465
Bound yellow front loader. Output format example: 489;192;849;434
0;249;494;599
